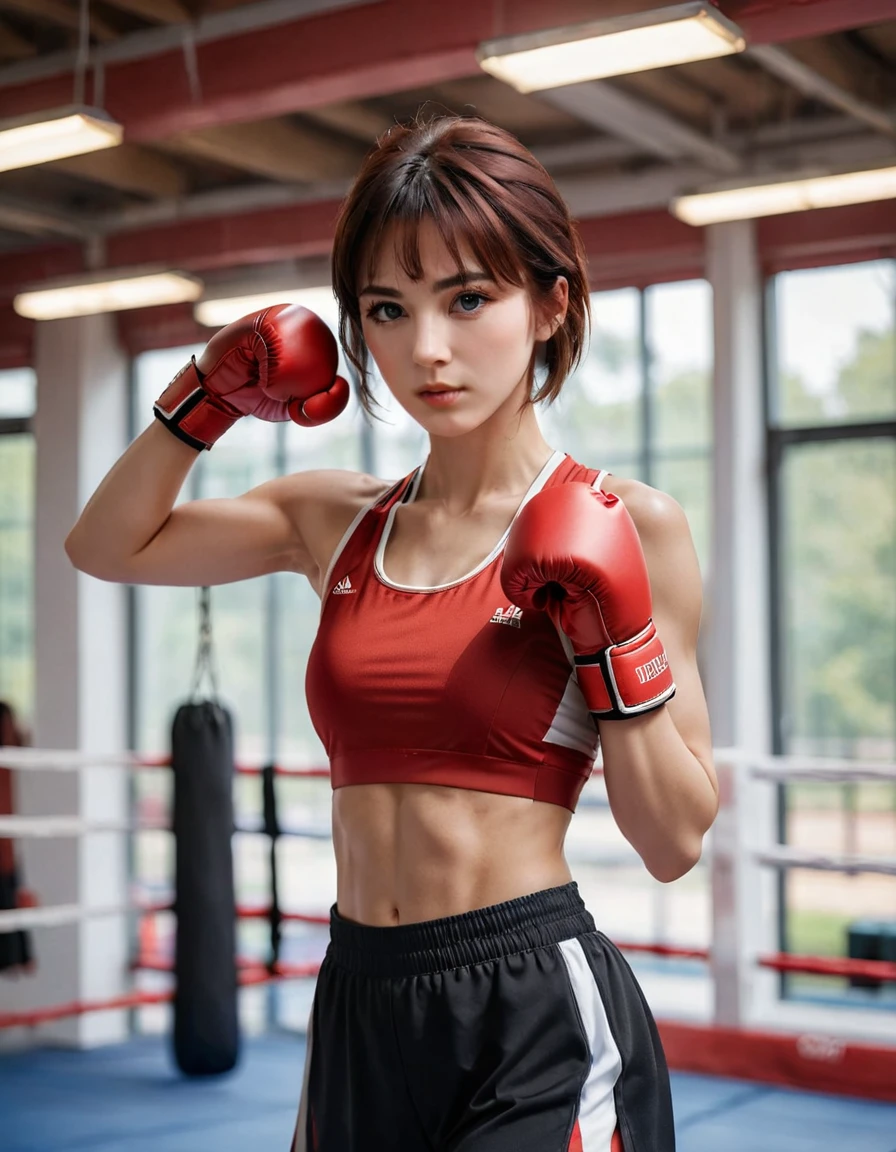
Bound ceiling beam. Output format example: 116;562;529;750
98;0;192;21
301;101;394;144
531;135;641;171
757;199;896;272
749;45;896;137
540;83;742;172
0;17;35;60
0;0;889;143
102;196;343;276
788;34;894;106
97;114;868;235
613;69;718;129
48;144;190;198
159;119;363;183
0;194;92;240
0;0;119;43
723;0;896;44
3;128;891;301
0;0;383;85
95;177;351;234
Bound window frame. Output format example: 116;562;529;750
764;259;896;1002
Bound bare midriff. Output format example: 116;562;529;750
332;780;574;927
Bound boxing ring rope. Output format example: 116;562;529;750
2;744;896;1099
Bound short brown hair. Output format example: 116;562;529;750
331;113;590;414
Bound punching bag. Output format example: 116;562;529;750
172;588;239;1076
0;702;35;974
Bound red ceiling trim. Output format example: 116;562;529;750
758;199;896;273
0;245;85;297
104;199;343;276
3;196;894;309
0;0;591;138
116;302;208;356
1;0;891;140
726;0;896;44
578;210;706;287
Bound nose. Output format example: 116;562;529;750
411;313;451;368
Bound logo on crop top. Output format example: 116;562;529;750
490;605;523;628
331;575;356;595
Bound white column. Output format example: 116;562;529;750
704;221;777;1029
3;315;130;1047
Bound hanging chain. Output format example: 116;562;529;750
190;586;220;701
74;0;90;106
181;25;203;105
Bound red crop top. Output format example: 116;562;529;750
305;451;607;812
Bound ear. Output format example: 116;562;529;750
534;276;569;343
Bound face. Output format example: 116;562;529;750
358;218;565;437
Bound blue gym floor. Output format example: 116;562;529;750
2;1035;896;1151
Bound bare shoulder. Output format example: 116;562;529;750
268;468;393;592
271;467;391;513
600;474;690;546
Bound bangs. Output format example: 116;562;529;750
360;172;528;292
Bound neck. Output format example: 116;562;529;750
417;388;555;514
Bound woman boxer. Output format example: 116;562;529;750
66;115;716;1151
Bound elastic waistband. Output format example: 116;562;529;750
326;882;595;977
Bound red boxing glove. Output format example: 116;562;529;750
154;304;350;451
501;482;675;720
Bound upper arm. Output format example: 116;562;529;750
111;470;387;589
606;478;714;770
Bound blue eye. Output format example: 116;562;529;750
455;292;488;313
367;301;403;323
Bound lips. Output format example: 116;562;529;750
417;384;465;408
418;384;462;395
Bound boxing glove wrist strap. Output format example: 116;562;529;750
153;358;241;452
574;620;675;721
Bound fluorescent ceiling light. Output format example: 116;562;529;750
195;286;337;328
671;162;896;226
477;2;745;93
0;105;123;173
14;270;203;320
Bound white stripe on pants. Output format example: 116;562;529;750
559;937;623;1151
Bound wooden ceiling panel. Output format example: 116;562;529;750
611;71;716;130
159;118;365;184
0;15;34;58
48;144;190;199
858;22;896;59
787;33;895;108
0;164;140;216
196;0;269;12
302;102;395;145
96;0;192;23
0;0;119;42
667;57;789;126
369;75;585;143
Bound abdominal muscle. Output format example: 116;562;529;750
332;780;574;927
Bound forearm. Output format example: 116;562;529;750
599;705;717;883
65;421;199;575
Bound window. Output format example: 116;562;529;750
768;260;896;1005
0;368;36;726
541;281;713;571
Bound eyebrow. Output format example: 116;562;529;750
358;271;493;297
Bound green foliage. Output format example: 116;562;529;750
780;327;896;755
0;436;34;717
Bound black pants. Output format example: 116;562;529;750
292;883;674;1151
